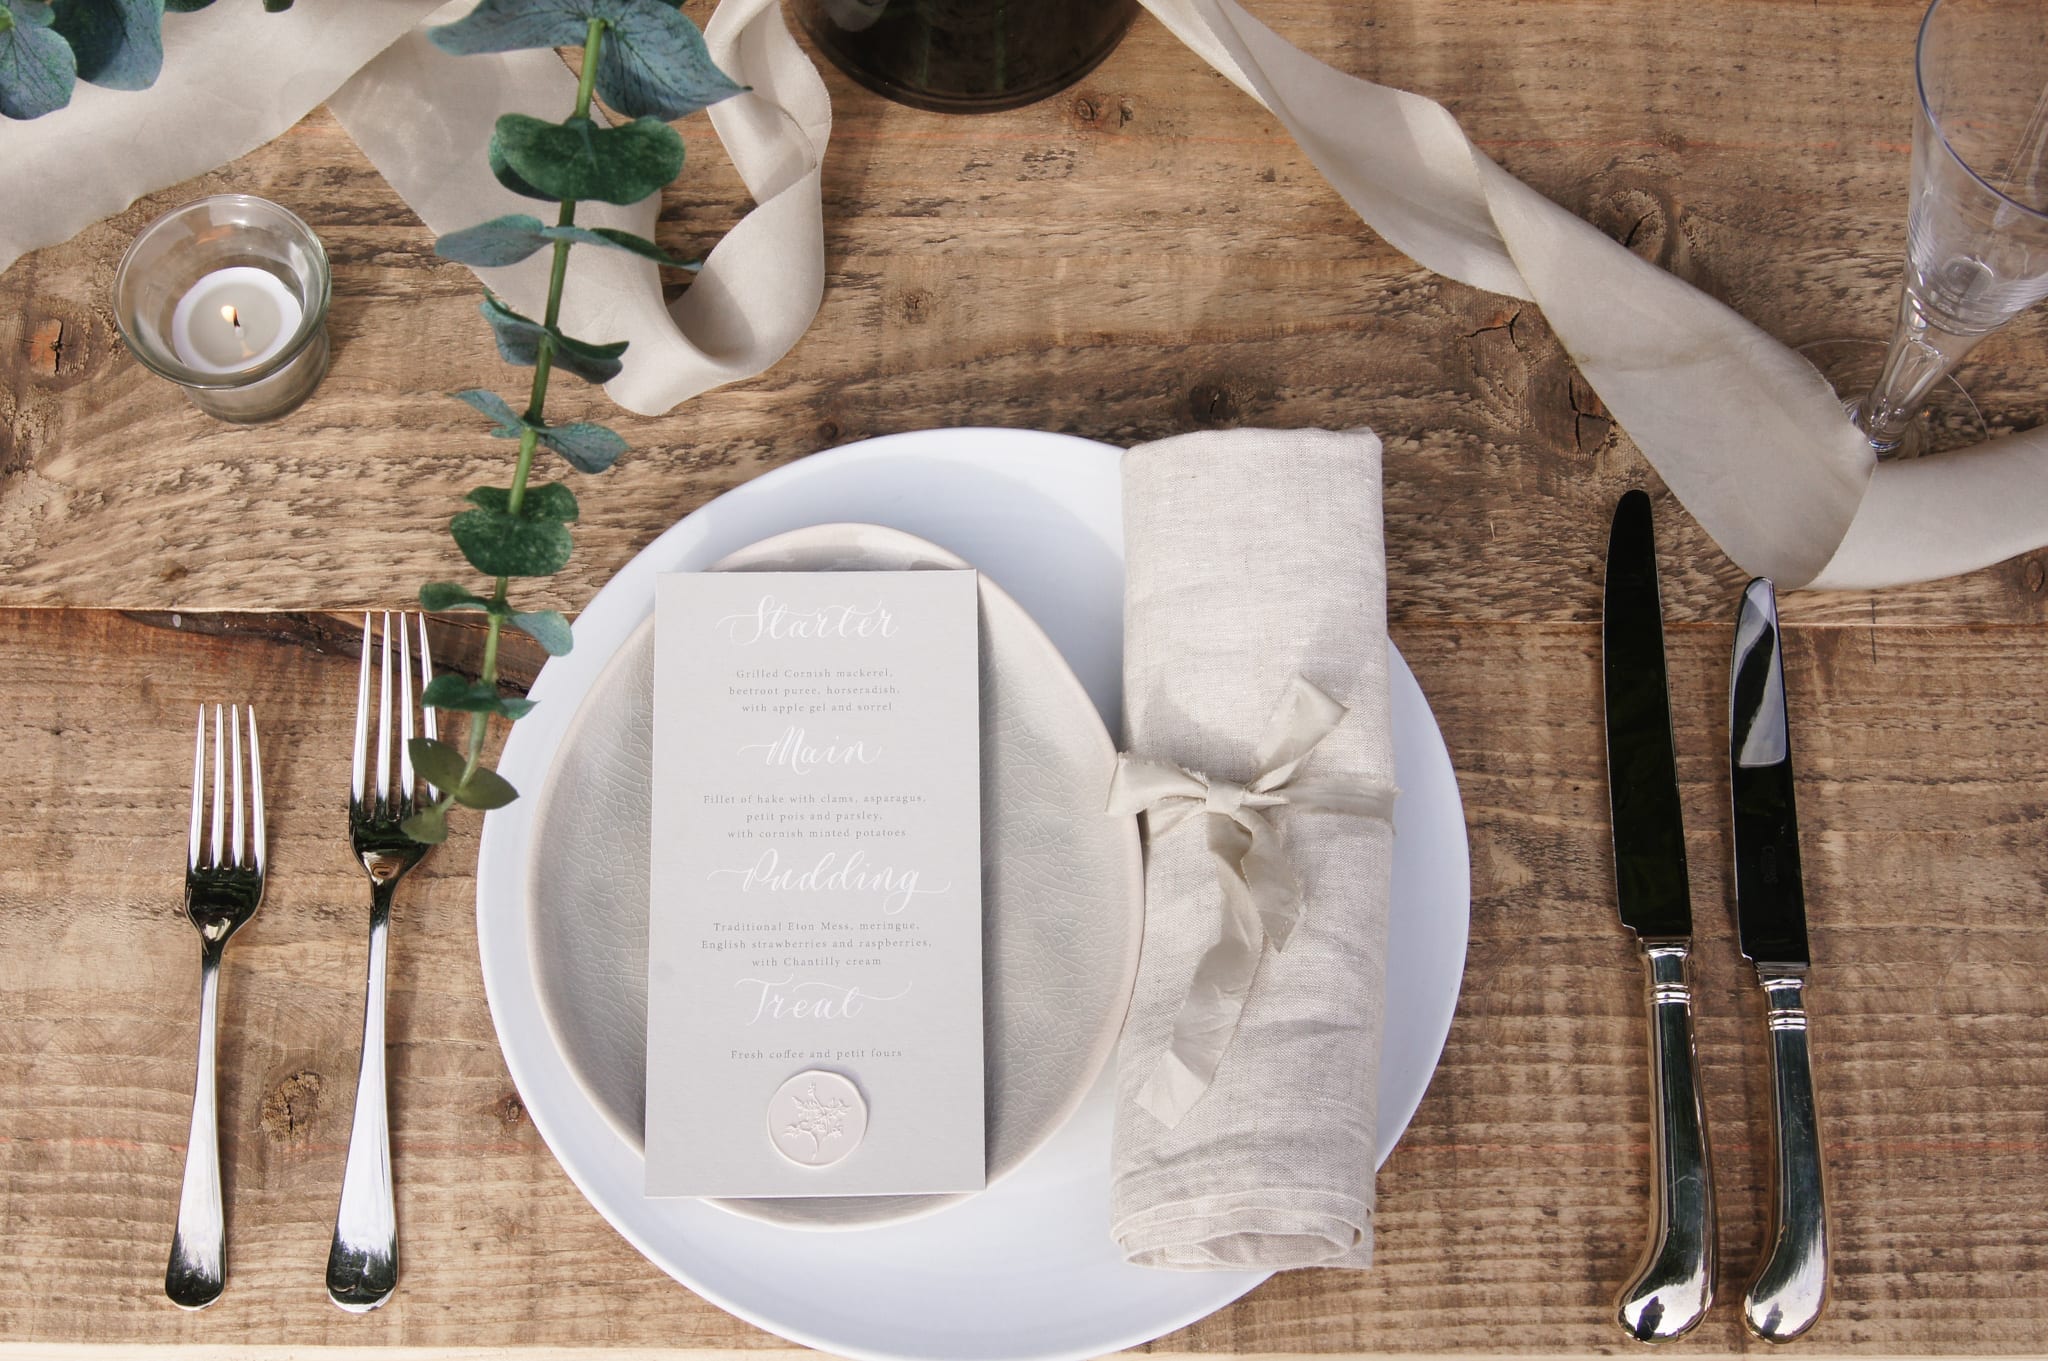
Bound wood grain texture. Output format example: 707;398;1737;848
4;0;2048;1352
3;0;2047;625
0;609;2042;1353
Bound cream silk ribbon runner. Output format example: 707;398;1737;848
6;0;2048;589
1105;675;1397;1127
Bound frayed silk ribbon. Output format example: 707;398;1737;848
1107;675;1396;1126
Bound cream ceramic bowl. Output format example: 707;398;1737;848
524;524;1145;1229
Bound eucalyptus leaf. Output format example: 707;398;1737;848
538;419;626;473
544;224;699;269
452;387;526;438
450;480;577;577
423;673;537;720
436;213;555;267
164;1;217;10
492;113;681;206
262;0;292;10
53;0;164;91
466;482;579;523
408;737;473;792
487;138;554;202
479;295;628;384
479;294;548;366
593;0;746;120
0;0;77;120
419;580;492;612
549;328;631;384
426;0;591;56
439;216;696;272
453;389;625;472
407;740;518;811
509;608;575;656
448;763;520;811
451;499;575;577
427;0;746;118
401;802;450;845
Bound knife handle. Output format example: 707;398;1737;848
1617;942;1716;1343
1744;968;1830;1343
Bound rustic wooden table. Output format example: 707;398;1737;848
3;0;2044;1354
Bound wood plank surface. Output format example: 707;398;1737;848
2;0;2046;626
0;609;2042;1352
3;0;2047;1352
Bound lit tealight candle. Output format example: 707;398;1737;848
169;266;303;374
116;195;333;422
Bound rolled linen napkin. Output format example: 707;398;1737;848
1110;428;1396;1271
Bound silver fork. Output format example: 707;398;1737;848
166;704;265;1311
326;612;436;1313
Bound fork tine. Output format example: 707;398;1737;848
398;614;416;803
210;705;225;870
413;613;434;732
189;705;205;871
230;704;245;868
417;618;439;800
248;707;266;877
353;613;371;807
377;611;394;808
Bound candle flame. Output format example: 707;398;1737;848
220;304;241;330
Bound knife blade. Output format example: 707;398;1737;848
1730;578;1831;1343
1601;490;1715;1343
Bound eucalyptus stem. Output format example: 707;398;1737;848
445;14;608;805
414;0;738;844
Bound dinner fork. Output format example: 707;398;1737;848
166;704;265;1311
326;613;436;1313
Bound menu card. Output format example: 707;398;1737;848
644;570;986;1199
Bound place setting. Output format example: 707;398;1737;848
479;429;1471;1359
4;0;2047;1354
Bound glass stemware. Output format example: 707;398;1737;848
1850;0;2048;457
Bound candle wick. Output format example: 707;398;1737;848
217;303;254;359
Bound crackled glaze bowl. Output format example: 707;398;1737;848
524;524;1145;1230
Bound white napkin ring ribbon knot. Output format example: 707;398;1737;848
1106;675;1396;1127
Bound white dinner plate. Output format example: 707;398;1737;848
477;428;1472;1361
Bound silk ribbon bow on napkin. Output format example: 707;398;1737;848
8;0;2048;589
1107;675;1396;1127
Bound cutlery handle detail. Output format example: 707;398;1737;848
328;887;398;1313
1617;942;1716;1343
1745;968;1830;1344
166;941;228;1310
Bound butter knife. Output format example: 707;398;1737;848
1602;490;1716;1342
1730;578;1830;1343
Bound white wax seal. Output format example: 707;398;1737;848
768;1070;867;1168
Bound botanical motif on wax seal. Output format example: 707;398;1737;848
768;1070;867;1167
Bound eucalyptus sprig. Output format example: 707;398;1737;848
0;0;291;122
402;0;743;844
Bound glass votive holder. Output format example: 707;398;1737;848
113;194;332;423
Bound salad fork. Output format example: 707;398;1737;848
326;613;436;1313
166;704;265;1311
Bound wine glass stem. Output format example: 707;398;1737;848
1856;281;1990;456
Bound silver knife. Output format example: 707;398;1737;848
1602;490;1716;1342
1730;578;1831;1343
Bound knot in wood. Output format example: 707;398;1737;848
260;1070;324;1145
